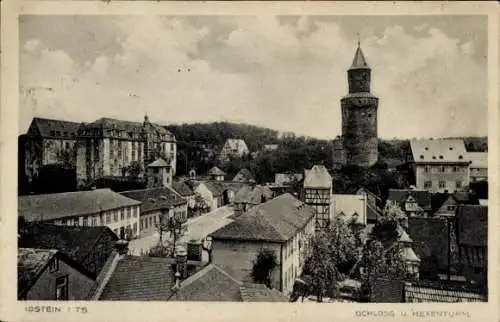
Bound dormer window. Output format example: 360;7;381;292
432;156;436;160
419;155;424;160
439;155;443;159
458;155;463;160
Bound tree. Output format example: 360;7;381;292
251;248;278;288
147;214;187;258
301;217;359;302
359;202;408;301
124;161;143;178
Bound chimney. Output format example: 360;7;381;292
175;247;188;279
115;240;129;257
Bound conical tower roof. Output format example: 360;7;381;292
350;43;369;69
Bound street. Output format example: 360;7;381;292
128;205;235;256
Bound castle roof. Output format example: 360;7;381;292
410;139;468;164
350;45;369;69
29;117;80;139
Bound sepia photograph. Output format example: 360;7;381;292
4;2;496;316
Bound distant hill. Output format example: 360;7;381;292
165;122;281;152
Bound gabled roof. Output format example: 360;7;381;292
332;194;367;226
404;282;486;302
172;181;194;197
203;181;225;197
208;166;226;176
400;247;420;263
121;187;187;213
19;189;141;222
223;139;249;152
303;165;332;189
18;223;118;276
169;264;243;301
356;188;383;222
29;117;80;139
387;189;432;211
147;158;170;168
275;173;303;186
456;205;487;247
240;283;289;302
99;256;177;301
466;152;487;169
18;248;94;298
18;248;58;297
232;168;255;183
211;193;315;243
410;139;468;164
234;185;273;205
350;44;369;69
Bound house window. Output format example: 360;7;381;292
424;181;432;189
145;218;148;229
140;219;144;230
440;166;445;173
456;181;462;189
127;208;131;219
49;258;59;273
106;213;111;223
91;216;98;226
120;210;125;221
438;181;446;189
113;211;118;222
55;275;69;301
424;166;430;173
447;205;456;212
82;217;88;227
133;223;137;235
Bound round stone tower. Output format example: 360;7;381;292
340;42;379;167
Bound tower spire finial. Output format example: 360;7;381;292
356;32;361;47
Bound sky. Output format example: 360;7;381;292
19;15;487;139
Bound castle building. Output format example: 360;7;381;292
23;117;80;184
75;116;176;188
339;42;379;168
408;139;470;193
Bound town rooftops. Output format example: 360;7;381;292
18;248;94;299
466;152;488;169
234;185;274;205
303;165;332;189
169;264;242;301
410;139;468;164
18;223;118;276
99;256;177;300
387;188;432;211
232;168;255;183
19;189;141;222
147;158;170;168
404;282;486;302
168;264;288;302
208;166;226;176
211;193;315;243
332;194;367;226
29;117;81;139
275;173;303;186
456;205;487;247
172;180;194;197
121;187;187;213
